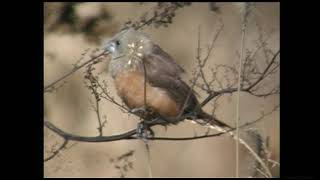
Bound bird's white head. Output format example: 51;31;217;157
102;28;152;60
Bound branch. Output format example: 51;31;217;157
95;99;104;136
44;121;136;142
84;63;107;136
199;50;280;108
44;105;277;143
246;50;280;91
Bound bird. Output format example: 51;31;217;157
103;28;231;130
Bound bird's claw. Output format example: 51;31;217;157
136;122;154;141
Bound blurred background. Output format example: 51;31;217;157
44;2;279;177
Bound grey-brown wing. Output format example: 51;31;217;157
149;74;200;114
144;44;185;77
140;44;199;113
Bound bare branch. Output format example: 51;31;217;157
199;50;280;108
44;104;278;143
246;50;280;91
44;121;136;142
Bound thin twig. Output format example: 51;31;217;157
141;58;147;108
44;50;109;92
178;26;205;117
196;26;211;92
97;79;129;111
246;50;280;91
235;3;248;177
44;139;69;162
141;41;152;178
197;22;224;93
256;168;269;178
95;98;103;136
199;50;279;108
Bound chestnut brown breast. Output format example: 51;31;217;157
114;70;180;117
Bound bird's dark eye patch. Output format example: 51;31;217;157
115;40;120;46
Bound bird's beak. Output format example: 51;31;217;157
101;39;116;53
104;43;111;51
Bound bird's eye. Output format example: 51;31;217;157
115;40;120;46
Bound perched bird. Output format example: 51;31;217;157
103;28;231;129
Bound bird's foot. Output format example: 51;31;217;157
136;122;154;141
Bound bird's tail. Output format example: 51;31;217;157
196;111;233;130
